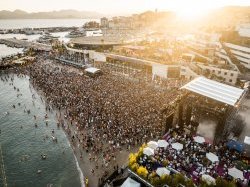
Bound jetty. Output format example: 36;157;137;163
0;38;52;51
0;56;36;70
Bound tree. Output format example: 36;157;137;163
83;21;100;29
137;166;148;178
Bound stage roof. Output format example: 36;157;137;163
181;77;244;106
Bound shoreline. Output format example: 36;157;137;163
0;69;86;187
25;61;141;187
0;71;83;187
27;73;87;187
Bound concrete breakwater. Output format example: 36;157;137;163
0;38;52;51
0;26;75;34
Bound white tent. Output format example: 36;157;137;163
171;142;183;150
244;136;250;145
157;140;169;148
202;174;216;185
156;167;170;177
228;167;244;180
121;177;141;187
143;147;154;156
147;141;158;150
193;136;205;144
85;67;101;74
206;152;219;163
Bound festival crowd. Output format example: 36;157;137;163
22;55;180;183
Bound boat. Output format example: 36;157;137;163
37;33;60;44
66;30;86;38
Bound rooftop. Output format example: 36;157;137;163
181;76;244;106
70;36;129;46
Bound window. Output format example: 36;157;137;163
224;72;227;75
231;73;234;76
229;79;232;82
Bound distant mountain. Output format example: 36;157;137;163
0;9;104;19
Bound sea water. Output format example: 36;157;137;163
0;73;81;187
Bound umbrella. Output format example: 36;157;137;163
157;140;169;148
171;142;183;150
147;141;158;149
202;174;216;185
227;139;244;153
143;147;154;156
244;136;250;145
121;177;141;187
228;167;244;180
206;152;219;163
193;136;205;144
156;167;170;177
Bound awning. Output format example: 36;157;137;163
143;147;154;156
85;67;101;74
181;77;244;106
147;141;158;150
156;167;170;177
193;136;205;144
121;177;141;187
202;174;216;185
227;139;244;152
228;167;244;180
244;136;250;145
206;152;219;163
171;142;183;150
157;140;169;148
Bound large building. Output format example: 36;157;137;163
224;42;250;70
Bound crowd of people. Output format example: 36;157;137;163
139;127;250;186
19;54;182;183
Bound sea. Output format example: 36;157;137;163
0;19;88;187
0;19;95;29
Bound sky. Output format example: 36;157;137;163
0;0;250;14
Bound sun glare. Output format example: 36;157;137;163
171;1;213;21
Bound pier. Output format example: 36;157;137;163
0;144;7;187
0;38;52;51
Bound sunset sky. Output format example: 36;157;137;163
1;0;250;15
